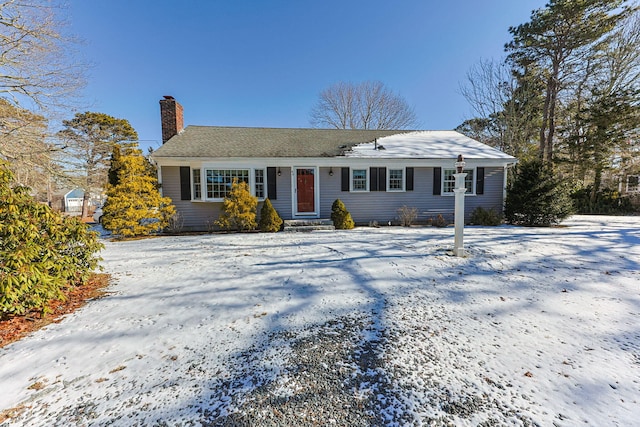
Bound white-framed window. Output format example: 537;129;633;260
388;168;404;191
195;168;266;201
352;168;368;191
192;168;202;200
255;168;265;199
443;168;475;194
205;169;250;199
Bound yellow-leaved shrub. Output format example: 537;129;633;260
215;181;257;231
102;149;175;237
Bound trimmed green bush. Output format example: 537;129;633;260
470;207;503;226
331;199;355;229
571;185;634;214
259;198;283;232
0;161;103;319
215;180;258;231
505;159;574;226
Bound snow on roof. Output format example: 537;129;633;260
345;131;515;160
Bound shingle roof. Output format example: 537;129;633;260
346;131;516;160
151;126;516;162
152;126;413;158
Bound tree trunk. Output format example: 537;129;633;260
81;192;90;219
539;76;553;161
590;167;603;207
545;62;560;165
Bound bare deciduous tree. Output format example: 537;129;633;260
0;0;84;113
458;58;541;159
0;98;59;201
310;81;418;130
0;0;85;201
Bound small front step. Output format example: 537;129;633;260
283;219;335;232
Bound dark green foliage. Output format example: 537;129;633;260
0;162;103;319
571;186;634;214
470;207;503;226
505;159;574;226
107;144;123;187
259;198;283;232
331;199;355;230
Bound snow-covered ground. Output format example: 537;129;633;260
1;215;639;426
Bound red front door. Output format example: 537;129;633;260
296;168;315;213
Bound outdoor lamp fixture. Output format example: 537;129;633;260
455;154;466;173
453;153;467;257
329;167;334;176
277;167;282;176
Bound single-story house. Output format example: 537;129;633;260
151;96;517;231
64;188;85;213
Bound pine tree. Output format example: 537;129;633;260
102;148;175;237
331;199;355;229
259;198;283;232
505;159;574;226
215;181;258;231
107;144;123;187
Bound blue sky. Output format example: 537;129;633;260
67;1;545;151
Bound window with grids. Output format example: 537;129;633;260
388;168;404;191
352;169;367;191
192;169;202;200
206;169;250;199
255;169;265;198
443;169;474;194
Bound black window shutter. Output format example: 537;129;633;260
179;166;191;200
476;167;485;195
370;167;378;191
406;167;414;191
433;167;441;195
341;167;350;191
267;167;277;200
379;167;386;191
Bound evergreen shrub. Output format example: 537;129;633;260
331;199;355;229
0;162;103;319
103;148;175;237
215;180;258;231
470;207;503;226
259;198;283;232
505;159;574;226
571;186;634;214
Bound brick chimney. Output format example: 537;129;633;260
159;96;184;144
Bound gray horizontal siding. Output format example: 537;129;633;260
163;165;506;230
162;166;221;231
464;167;506;217
320;167;505;224
269;167;292;219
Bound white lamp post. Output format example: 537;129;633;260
453;154;467;257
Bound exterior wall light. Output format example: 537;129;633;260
329;167;334;176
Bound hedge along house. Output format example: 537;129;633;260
152;96;517;231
